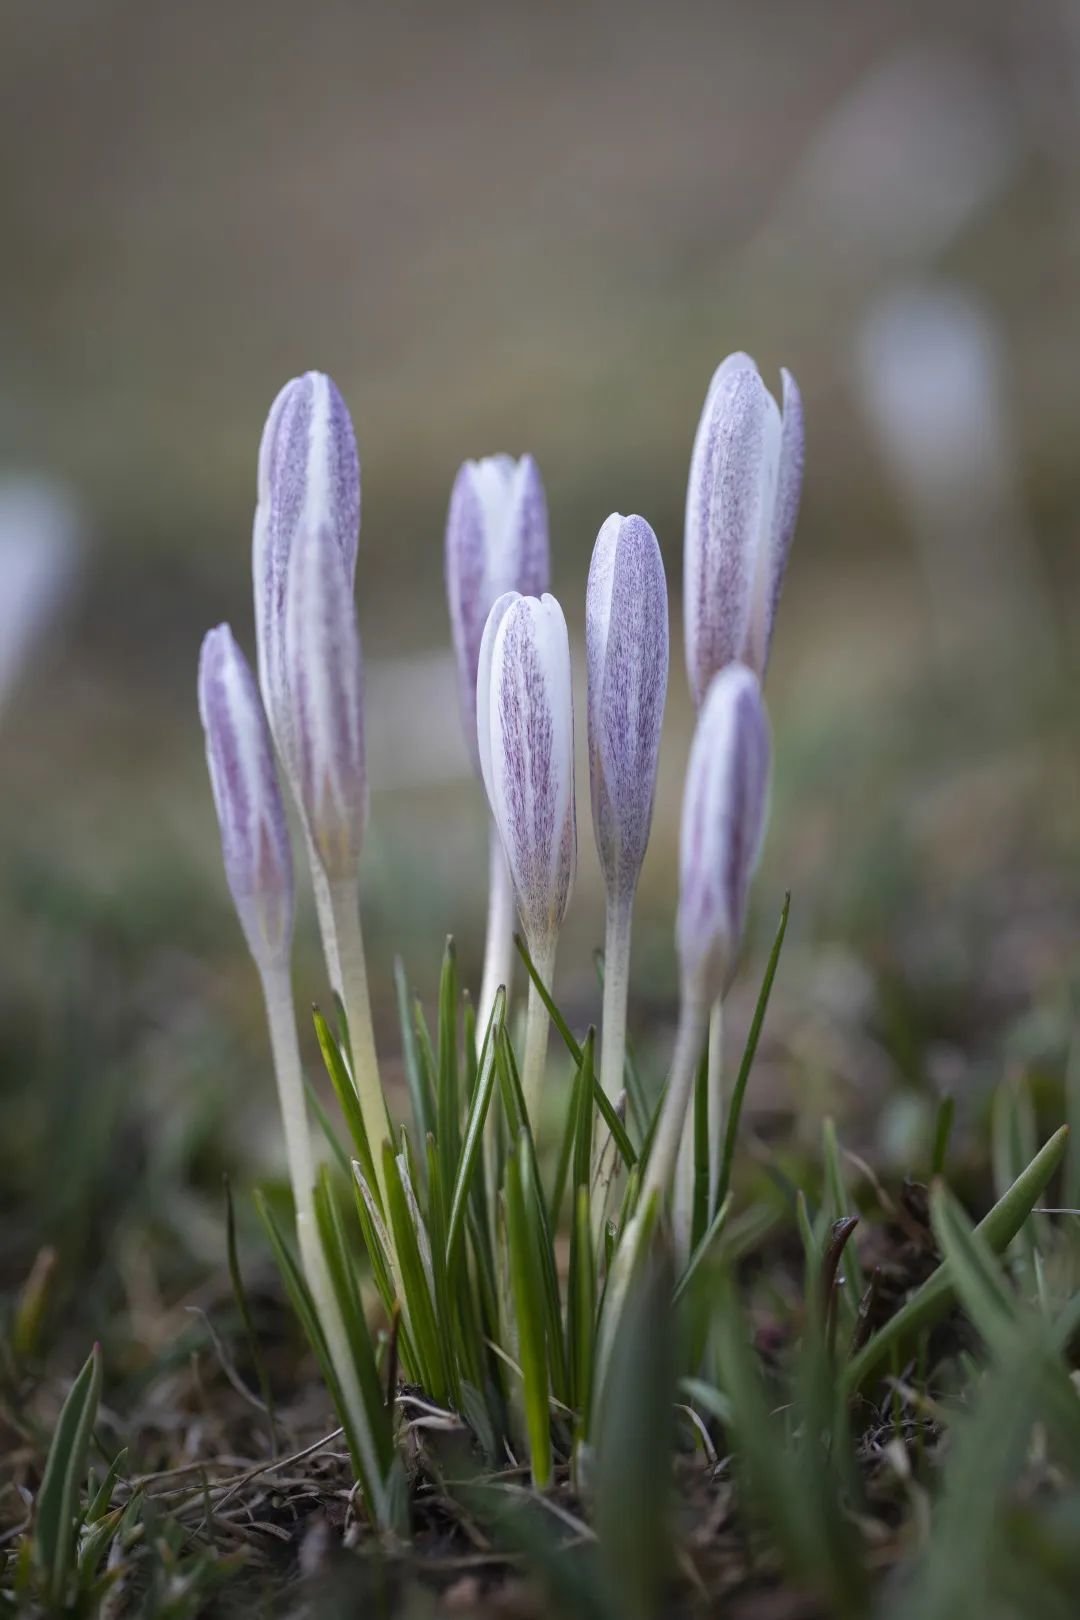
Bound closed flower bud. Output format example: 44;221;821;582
198;625;294;968
253;371;360;773
676;664;771;1003
446;454;549;770
282;520;367;883
477;592;576;956
684;355;804;704
586;513;669;906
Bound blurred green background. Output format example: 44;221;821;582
0;1;1077;1339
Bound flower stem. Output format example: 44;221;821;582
477;818;515;1057
642;985;708;1218
592;891;634;1238
521;937;556;1128
328;878;392;1211
706;999;724;1210
259;960;389;1523
598;891;633;1106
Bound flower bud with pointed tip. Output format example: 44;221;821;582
478;592;576;956
283;521;367;882
446;454;549;770
253;371;361;775
676;664;771;1004
198;625;294;969
586;513;669;906
684;356;804;703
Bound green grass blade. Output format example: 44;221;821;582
436;937;461;1202
447;987;505;1266
34;1342;102;1604
569;1185;596;1435
394;955;435;1147
714;892;790;1211
382;1142;447;1405
505;1138;552;1488
845;1123;1069;1394
224;1175;276;1451
313;1006;379;1203
594;1239;674;1620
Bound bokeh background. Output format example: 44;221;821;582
1;1;1077;1337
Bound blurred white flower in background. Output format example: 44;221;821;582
854;281;1052;670
0;477;81;717
775;46;1019;272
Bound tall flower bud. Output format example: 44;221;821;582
684;355;804;704
445;454;549;769
477;592;577;960
282;521;367;884
198;625;294;970
676;664;771;1004
253;371;361;776
586;513;669;907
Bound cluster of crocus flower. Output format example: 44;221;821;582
197;348;804;1441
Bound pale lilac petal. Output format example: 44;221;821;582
476;591;522;815
446;454;549;772
586;513;669;904
483;593;576;952
253;372;360;774
764;369;805;667
684;356;803;695
676;664;771;1001
684;364;772;703
283;522;367;879
198;625;294;968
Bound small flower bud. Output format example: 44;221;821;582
477;592;576;956
676;664;771;1003
282;521;367;882
684;355;804;703
198;624;294;968
446;454;549;771
586;513;669;906
253;372;360;775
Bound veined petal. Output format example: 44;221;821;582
198;625;294;969
685;355;803;696
586;513;669;904
483;593;576;953
446;454;549;772
283;522;367;880
253;372;360;775
676;664;771;1002
476;591;522;815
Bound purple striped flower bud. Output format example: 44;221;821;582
446;455;549;771
676;664;771;1003
253;372;360;774
198;625;294;968
586;513;669;905
282;520;367;882
684;355;804;705
477;592;576;954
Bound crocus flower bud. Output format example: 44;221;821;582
198;625;294;969
446;455;549;770
282;521;367;883
477;592;576;956
253;372;361;773
684;355;804;704
676;664;771;1004
586;513;669;906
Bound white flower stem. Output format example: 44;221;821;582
477;818;515;1058
706;998;724;1210
591;890;634;1238
642;984;709;1223
598;890;633;1106
521;936;557;1128
307;831;343;997
259;959;388;1522
328;877;392;1211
